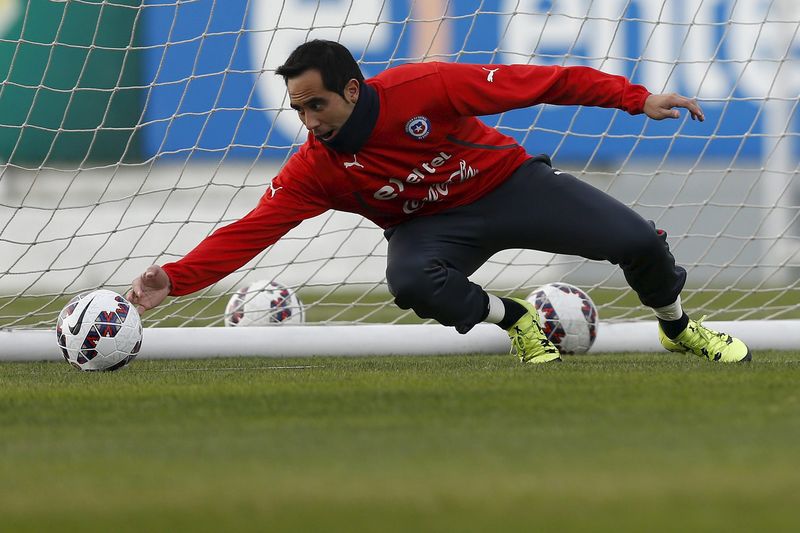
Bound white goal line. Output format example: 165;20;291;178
2;321;799;362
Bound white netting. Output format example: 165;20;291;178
0;0;798;331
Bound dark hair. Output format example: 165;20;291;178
275;40;364;95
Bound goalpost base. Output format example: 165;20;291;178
2;320;799;362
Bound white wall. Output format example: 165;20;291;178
0;160;791;298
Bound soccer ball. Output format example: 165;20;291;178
56;289;142;371
526;282;598;354
224;280;305;327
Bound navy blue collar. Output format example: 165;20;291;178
319;81;379;154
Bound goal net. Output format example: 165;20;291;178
1;0;798;357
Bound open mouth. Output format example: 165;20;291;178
317;129;337;141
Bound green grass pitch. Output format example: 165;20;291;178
2;352;800;532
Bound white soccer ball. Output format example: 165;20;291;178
56;289;142;371
224;280;305;327
526;282;599;354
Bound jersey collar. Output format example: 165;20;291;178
318;81;379;154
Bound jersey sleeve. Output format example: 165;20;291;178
162;154;331;296
435;62;651;117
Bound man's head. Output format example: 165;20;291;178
276;40;365;141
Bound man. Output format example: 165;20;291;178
128;39;751;363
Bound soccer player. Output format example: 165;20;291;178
128;39;751;363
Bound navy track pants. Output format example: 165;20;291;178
384;156;687;333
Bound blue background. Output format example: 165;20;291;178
139;0;788;164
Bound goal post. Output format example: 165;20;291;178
1;0;798;360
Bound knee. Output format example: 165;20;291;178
386;259;443;310
623;221;671;261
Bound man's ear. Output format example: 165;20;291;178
344;79;360;104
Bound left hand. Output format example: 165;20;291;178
126;265;171;314
643;93;705;121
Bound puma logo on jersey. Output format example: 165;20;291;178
267;183;283;198
343;155;364;169
482;67;499;82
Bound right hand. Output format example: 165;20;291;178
126;265;171;314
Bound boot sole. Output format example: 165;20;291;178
524;355;563;364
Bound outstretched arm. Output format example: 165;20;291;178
436;63;652;116
125;154;330;313
126;198;325;313
436;63;705;121
643;93;705;121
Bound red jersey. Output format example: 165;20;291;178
163;62;650;295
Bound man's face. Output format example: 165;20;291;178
287;69;358;142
